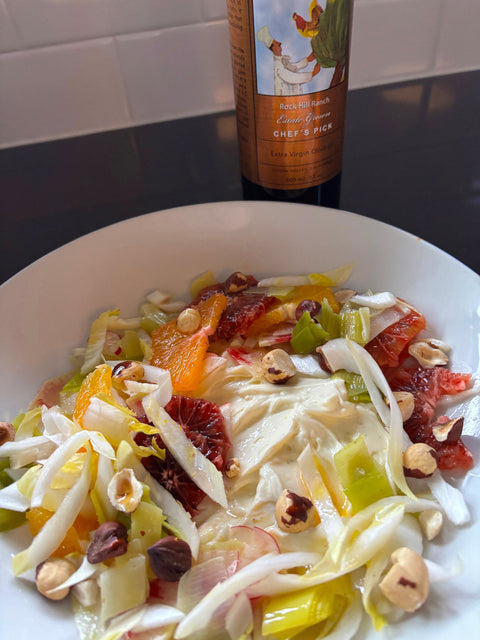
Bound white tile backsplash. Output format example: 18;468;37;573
0;39;130;147
348;0;443;89
5;0;203;48
1;0;479;148
0;0;22;53
116;22;233;124
434;0;480;73
201;0;228;21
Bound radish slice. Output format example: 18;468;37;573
231;525;280;568
174;552;321;638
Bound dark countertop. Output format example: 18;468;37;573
1;70;479;284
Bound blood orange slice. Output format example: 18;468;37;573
164;395;231;471
151;293;227;393
215;293;276;341
191;272;277;341
137;433;205;516
389;366;473;472
136;395;230;514
366;307;426;369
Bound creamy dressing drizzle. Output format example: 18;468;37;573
195;363;389;555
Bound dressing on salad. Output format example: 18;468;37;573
0;266;477;640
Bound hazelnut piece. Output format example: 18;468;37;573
402;443;438;478
225;457;241;478
295;299;321;321
225;272;249;293
408;340;449;368
112;361;144;388
390;391;415;422
0;421;15;446
36;558;76;600
176;308;201;334
379;547;429;612
419;509;444;541
87;521;128;564
275;489;317;533
262;349;296;384
147;536;192;582
316;348;333;374
107;468;143;513
432;416;463;444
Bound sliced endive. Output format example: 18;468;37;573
320;338;413;499
13;446;92;576
81;310;120;375
30;430;113;509
143;394;227;509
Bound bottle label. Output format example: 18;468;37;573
227;0;352;190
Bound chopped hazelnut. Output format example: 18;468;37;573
295;299;321;321
403;443;438;478
316;348;333;373
432;416;463;443
419;509;444;541
379;547;429;612
275;489;317;533
225;272;249;293
36;558;76;600
408;340;449;368
262;349;296;384
86;521;128;564
225;457;241;478
176;308;201;334
391;391;415;422
0;421;15;446
107;468;143;513
147;537;192;582
112;361;144;388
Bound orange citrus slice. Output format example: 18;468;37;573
26;508;98;557
151;293;228;393
247;285;339;335
73;363;112;427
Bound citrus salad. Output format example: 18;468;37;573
0;265;477;640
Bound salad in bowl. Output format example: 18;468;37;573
0;262;478;640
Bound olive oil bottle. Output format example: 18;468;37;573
226;0;353;208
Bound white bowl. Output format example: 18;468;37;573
1;202;479;640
